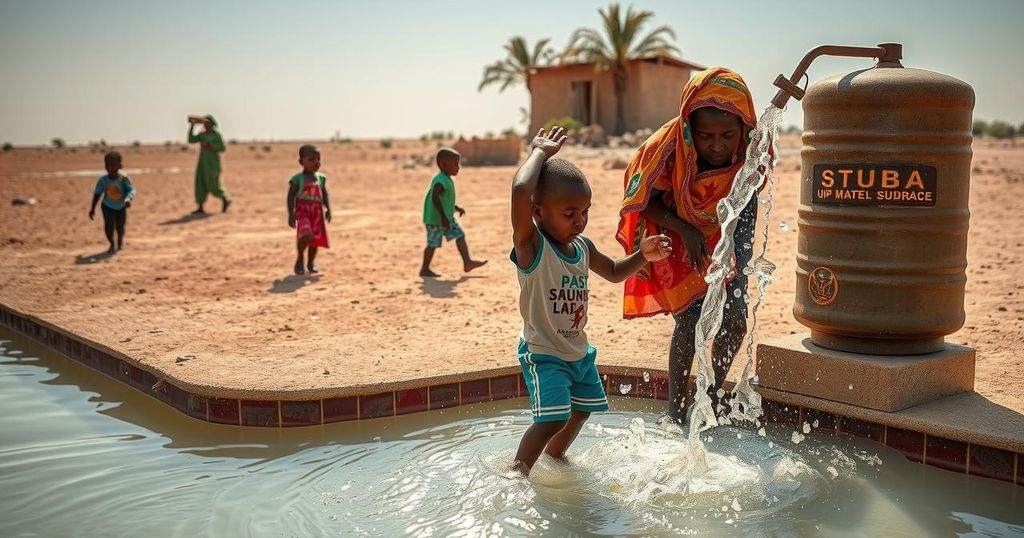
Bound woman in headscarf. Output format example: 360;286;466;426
188;114;231;214
617;68;758;423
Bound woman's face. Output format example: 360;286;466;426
691;109;743;168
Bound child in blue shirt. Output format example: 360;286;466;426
88;151;136;255
509;127;671;476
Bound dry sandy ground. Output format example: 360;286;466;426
1;136;1022;411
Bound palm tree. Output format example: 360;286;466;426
478;36;556;127
564;3;679;135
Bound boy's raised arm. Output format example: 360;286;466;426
511;128;567;268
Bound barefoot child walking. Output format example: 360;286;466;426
419;147;487;277
287;144;332;274
88;151;136;255
509;127;671;476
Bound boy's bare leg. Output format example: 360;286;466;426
512;421;567;476
295;233;312;275
455;237;487;272
420;247;439;277
543;410;590;462
307;246;319;273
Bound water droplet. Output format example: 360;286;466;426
643;371;650;382
731;498;742;511
733;288;742;298
802;422;811;434
629;416;645;435
791;431;805;444
619;383;632;395
826;466;839;479
812;419;819;428
848;384;854;390
779;222;789;232
758;427;766;436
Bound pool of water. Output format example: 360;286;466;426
1;328;1022;537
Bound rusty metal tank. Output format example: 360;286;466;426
790;45;975;355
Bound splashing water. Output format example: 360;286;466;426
682;105;783;471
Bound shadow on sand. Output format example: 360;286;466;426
268;274;321;294
74;250;114;264
419;275;484;298
159;212;211;226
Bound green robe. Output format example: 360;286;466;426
189;130;228;205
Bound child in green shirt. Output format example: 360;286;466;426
419;148;487;277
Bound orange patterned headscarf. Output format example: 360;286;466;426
616;67;756;318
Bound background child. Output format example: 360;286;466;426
287;144;331;275
88;151;136;255
509;127;671;476
419;147;487;277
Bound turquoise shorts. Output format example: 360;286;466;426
425;220;464;248
518;340;609;423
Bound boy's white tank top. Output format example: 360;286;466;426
512;231;590;361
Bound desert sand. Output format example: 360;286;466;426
1;136;1021;412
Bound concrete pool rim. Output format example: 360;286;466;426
1;304;1020;487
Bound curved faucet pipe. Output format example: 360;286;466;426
771;43;903;109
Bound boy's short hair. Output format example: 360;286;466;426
536;158;589;202
298;144;319;159
436;147;460;167
104;151;121;167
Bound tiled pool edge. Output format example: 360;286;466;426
2;305;1020;487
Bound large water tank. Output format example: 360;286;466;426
794;59;975;355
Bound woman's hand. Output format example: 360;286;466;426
678;222;710;274
639;234;672;262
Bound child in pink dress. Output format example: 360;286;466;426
287;144;332;274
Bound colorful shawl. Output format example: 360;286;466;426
616;67;756;318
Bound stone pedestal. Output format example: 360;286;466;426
756;334;975;412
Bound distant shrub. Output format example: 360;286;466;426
484;131;495;138
51;138;66;149
420;134;429;145
380;138;393;149
782;125;802;135
228;138;239;145
985;120;1016;139
2;142;13;152
180;145;189;152
500;127;518;138
973;119;1020;139
542;117;583;133
446;131;454;139
132;140;141;147
262;145;272;153
249;145;256;151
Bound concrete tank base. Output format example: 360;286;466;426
756;334;975;412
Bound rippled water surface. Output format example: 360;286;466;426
1;329;1022;537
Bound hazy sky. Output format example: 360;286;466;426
1;0;1020;145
